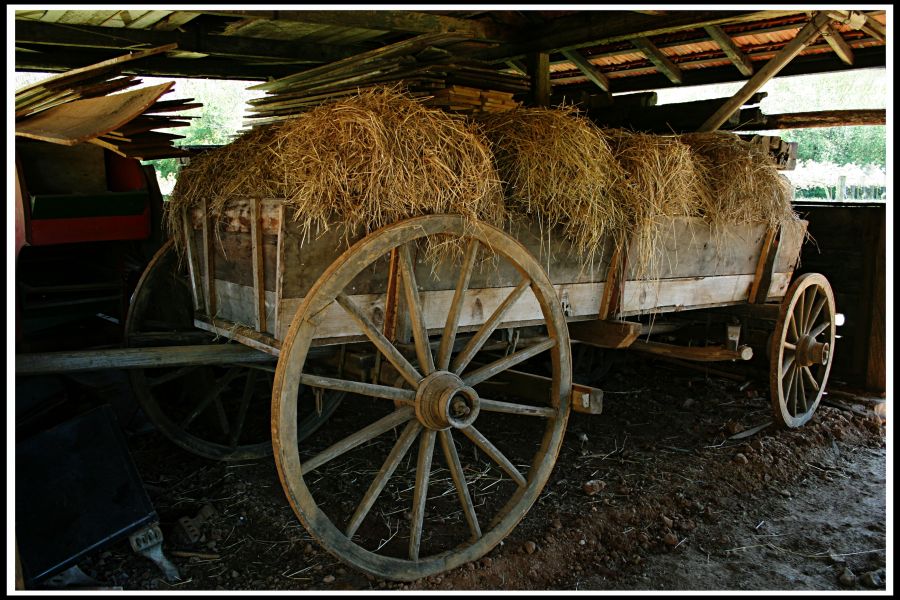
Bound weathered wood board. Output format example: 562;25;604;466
185;200;807;348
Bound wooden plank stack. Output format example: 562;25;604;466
245;32;528;125
15;44;198;160
738;134;799;170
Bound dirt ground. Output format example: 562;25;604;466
39;351;888;593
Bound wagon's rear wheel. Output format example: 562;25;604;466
770;273;836;428
273;215;571;581
125;239;341;460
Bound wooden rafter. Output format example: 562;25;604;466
482;10;799;61
823;22;855;65
698;11;834;132
704;25;754;76
560;49;610;92
631;37;683;84
202;9;511;41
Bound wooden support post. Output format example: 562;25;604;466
698;11;833;132
569;319;641;349
560;49;611;92
250;197;266;333
16;344;275;375
630;339;753;362
528;51;550;107
598;238;627;320
631;36;683;84
822;22;855;65
704;25;754;76
273;204;286;337
199;197;216;318
748;225;779;304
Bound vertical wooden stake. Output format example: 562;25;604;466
274;204;286;338
200;197;216;318
250;197;267;333
528;51;550;107
181;207;203;312
748;225;780;304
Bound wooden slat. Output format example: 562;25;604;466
704;25;754;76
748;226;779;304
201;198;217;318
15;83;173;145
251;197;267;332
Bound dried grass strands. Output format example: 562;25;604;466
606;130;707;280
475;106;628;261
165;87;504;257
679;132;797;229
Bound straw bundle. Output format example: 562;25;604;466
606;129;708;278
679;132;796;228
166;87;504;250
474;106;628;260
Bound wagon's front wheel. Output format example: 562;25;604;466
770;273;836;428
272;215;571;581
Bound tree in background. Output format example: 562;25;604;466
780;126;886;168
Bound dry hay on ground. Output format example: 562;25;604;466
165;87;505;252
605;129;708;279
680;131;797;229
474;106;628;261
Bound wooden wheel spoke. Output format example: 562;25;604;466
399;244;435;375
345;421;422;539
780;352;796;379
463;338;556;387
795;288;806;333
451;279;531;376
784;364;797;415
801;287;817;333
479;398;556;418
801;365;820;392
798;367;808;412
436;239;479;371
213;397;231;436
438;429;481;541
180;367;242;429
409;429;436;561
787;311;800;343
810;321;830;339
807;295;827;333
336;293;422;387
146;365;199;387
301;407;414;474
782;341;797;351
229;369;258;447
298;373;415;404
460;425;526;487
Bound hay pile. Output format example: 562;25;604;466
474;106;628;259
166;87;504;247
680;132;796;228
605;129;709;277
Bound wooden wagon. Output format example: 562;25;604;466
123;198;837;580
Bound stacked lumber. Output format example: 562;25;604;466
15;43;198;160
245;32;528;125
738;134;799;170
424;85;519;114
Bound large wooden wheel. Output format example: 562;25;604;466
272;215;571;581
770;273;836;428
125;239;340;460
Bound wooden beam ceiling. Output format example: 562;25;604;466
630;37;683;84
203;9;512;41
823;23;855;65
560;49;611;92
703;25;754;76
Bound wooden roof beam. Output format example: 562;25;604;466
703;25;754;76
823;23;855;65
203;9;512;41
14;20;360;64
699;11;834;132
483;10;800;62
631;37;683;84
560;49;611;92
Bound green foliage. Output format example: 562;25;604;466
780;126;886;168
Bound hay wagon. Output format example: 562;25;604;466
123;195;837;580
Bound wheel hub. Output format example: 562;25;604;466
414;371;480;430
796;335;830;367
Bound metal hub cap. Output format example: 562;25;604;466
797;335;830;367
414;371;480;430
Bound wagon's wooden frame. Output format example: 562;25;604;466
39;195;829;582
